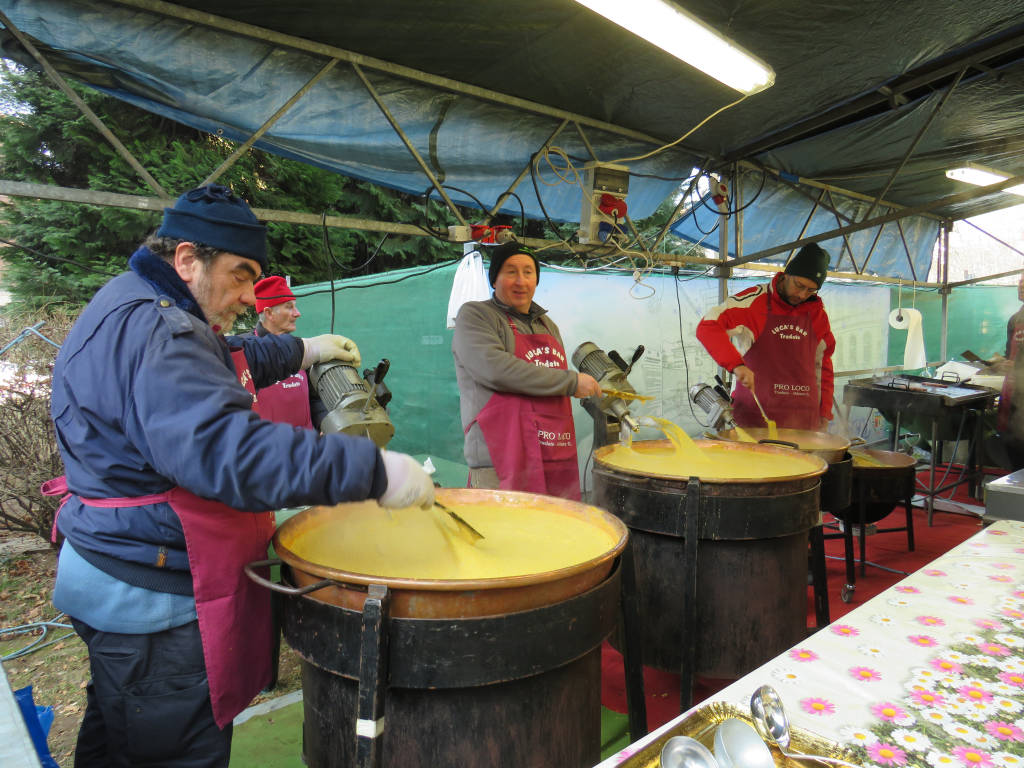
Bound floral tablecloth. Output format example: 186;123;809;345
597;519;1024;768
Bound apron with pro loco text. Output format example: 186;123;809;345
44;348;274;729
731;303;820;430
253;370;313;429
469;316;581;500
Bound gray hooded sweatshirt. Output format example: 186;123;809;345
452;296;578;468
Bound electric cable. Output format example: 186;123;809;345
1;614;75;662
502;191;528;239
697;168;768;216
528;150;580;250
414;187;455;241
535;145;652;268
690;195;722;236
441;184;527;243
674;268;712;428
914;410;967;500
294;257;463;297
556;150;696;182
609;93;749;164
321;209;337;333
321;225;389;275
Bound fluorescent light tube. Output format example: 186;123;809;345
572;0;775;95
945;163;1024;197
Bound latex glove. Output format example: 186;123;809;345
378;450;435;510
301;334;361;369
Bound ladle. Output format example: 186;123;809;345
713;717;774;768
748;388;778;438
603;387;654;403
750;685;861;768
433;501;485;543
659;736;719;768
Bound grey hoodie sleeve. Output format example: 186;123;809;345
452;302;578;397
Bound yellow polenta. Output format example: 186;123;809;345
286;503;619;580
599;440;820;480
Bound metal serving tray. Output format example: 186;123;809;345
615;701;860;768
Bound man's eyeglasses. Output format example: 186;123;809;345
786;276;819;296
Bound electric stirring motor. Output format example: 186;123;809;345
308;358;395;447
572;342;642;445
689;377;738;431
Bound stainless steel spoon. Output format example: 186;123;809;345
750;685;862;768
713;717;774;768
660;736;719;768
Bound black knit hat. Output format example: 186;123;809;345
784;244;830;288
157;184;268;270
487;242;539;287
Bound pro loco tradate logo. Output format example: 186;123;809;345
774;382;811;397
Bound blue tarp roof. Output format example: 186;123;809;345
3;0;1024;281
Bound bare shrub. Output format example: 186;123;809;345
0;307;77;543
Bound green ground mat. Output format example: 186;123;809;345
231;700;634;765
230;700;305;768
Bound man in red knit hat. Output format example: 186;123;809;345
248;275;360;430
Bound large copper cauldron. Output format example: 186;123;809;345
593;439;826;680
715;427;854;512
261;489;629;768
272;487;627;618
715;427;851;463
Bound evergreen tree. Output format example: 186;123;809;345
0;61;461;308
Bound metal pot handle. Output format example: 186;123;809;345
848;436;866;446
758;438;799;450
244;558;335;596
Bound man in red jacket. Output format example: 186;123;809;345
696;244;836;430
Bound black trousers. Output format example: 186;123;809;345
70;618;232;768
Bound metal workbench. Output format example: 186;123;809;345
843;374;997;524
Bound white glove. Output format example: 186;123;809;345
378;450;435;510
301;334;361;369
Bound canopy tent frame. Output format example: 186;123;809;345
2;0;1018;279
3;0;1024;387
722;23;1024;168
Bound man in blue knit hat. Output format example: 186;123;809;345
48;184;433;766
697;243;837;430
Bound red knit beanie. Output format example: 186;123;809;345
254;276;295;312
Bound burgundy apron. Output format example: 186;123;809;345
731;302;820;430
253;370;313;429
44;348;274;729
998;313;1024;432
468;316;580;500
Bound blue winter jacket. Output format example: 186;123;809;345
51;248;387;593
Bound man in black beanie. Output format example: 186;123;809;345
452;241;600;498
696;243;837;430
48;184;434;766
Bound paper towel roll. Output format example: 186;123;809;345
889;307;926;369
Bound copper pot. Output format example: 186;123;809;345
271;488;628;619
850;448;917;471
715;427;851;464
